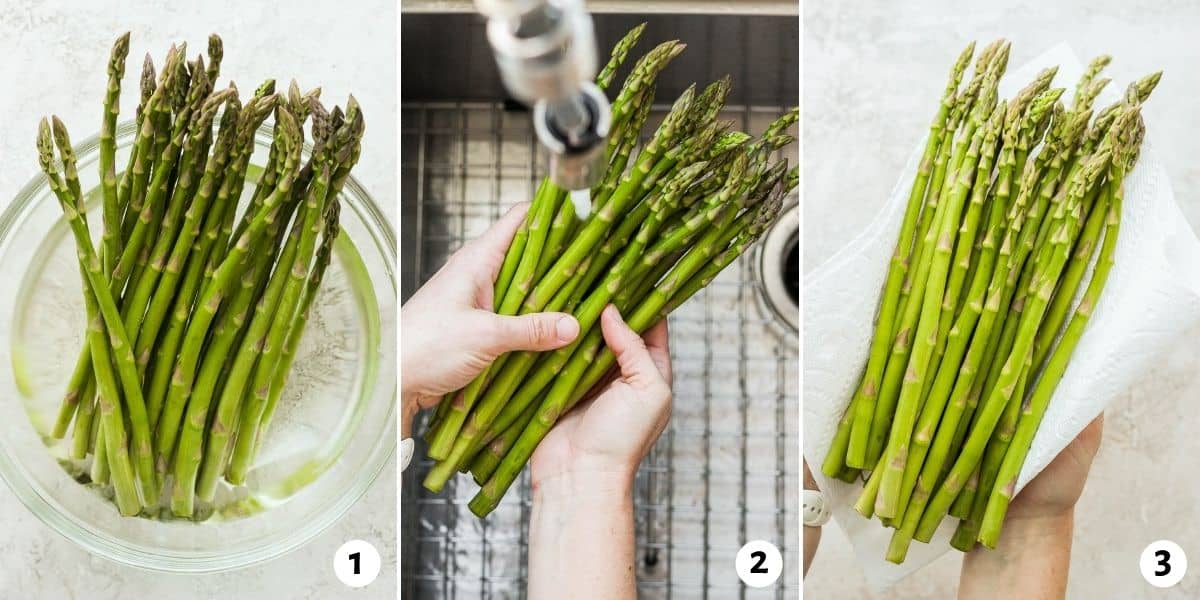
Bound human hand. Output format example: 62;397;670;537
400;203;581;433
529;305;672;499
960;416;1102;599
526;306;667;599
1007;413;1104;521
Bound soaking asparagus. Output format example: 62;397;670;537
40;33;367;518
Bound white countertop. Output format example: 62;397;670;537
0;1;396;598
805;0;1200;598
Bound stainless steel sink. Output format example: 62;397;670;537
401;12;798;599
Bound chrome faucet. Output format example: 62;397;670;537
476;0;611;192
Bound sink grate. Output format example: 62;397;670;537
401;100;798;599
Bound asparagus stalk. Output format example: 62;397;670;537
424;154;719;492
493;219;530;304
174;143;324;511
153;106;300;478
874;99;991;520
977;112;1141;548
914;150;1110;541
99;33;131;280
226;105;364;486
468;398;541;484
469;185;783;517
115;47;186;286
240;190;342;478
883;102;1006;528
115;53;156;236
40;118;158;507
597;22;646;92
70;379;99;460
79;266;141;514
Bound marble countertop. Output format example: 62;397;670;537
805;1;1200;598
0;1;396;598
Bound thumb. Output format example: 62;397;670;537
600;305;668;392
485;311;580;354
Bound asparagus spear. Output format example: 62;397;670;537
115;47;185;285
977;112;1141;549
226;105;364;486
115;53;156;235
144;95;275;428
99;33;131;280
468;398;541;484
69;379;99;460
597;22;646;92
466;158;740;465
424;154;719;492
153;106;300;478
882;101;1006;528
235;189;342;484
914;150;1111;541
40;118;157;507
122;83;230;349
53;36;133;435
469;184;784;517
608;40;685;137
78;264;141;514
874;100;990;520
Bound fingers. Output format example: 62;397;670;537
420;203;530;308
484;311;580;354
1076;412;1105;457
600;305;670;393
642;318;672;385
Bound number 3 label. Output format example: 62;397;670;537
736;540;782;588
1140;540;1187;588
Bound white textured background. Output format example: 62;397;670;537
805;1;1200;598
0;1;397;598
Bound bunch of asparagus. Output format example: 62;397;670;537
821;40;1158;562
39;33;364;518
420;24;798;517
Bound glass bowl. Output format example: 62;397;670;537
0;121;396;572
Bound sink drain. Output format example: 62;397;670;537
756;199;799;334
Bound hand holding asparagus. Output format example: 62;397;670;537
821;40;1158;562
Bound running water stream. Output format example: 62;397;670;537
568;188;592;219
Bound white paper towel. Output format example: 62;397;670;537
803;43;1200;586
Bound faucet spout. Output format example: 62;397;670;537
476;0;611;190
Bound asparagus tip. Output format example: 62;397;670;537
36;118;54;167
114;31;131;50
